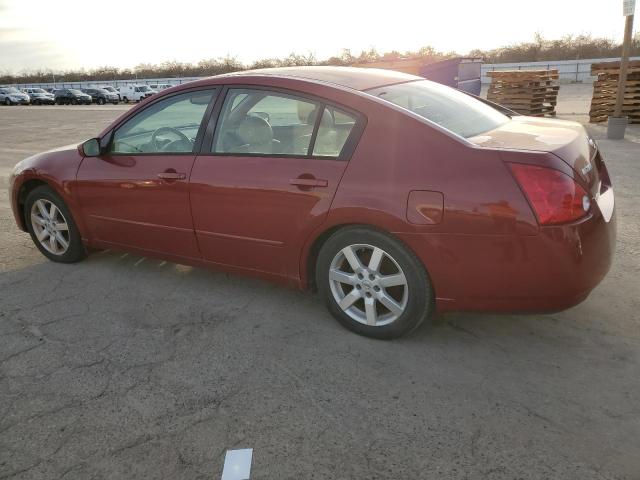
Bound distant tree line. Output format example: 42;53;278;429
2;34;639;85
471;33;640;63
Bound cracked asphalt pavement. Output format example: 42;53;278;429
1;93;640;479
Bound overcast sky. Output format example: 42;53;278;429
0;0;636;73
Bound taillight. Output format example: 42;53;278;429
507;163;590;225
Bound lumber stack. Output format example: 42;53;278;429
486;70;559;117
589;60;640;123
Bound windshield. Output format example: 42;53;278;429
2;87;20;94
367;80;508;138
32;88;46;93
96;89;109;94
68;89;83;94
139;86;152;92
103;87;115;92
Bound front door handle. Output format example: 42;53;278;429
289;177;328;188
157;171;186;180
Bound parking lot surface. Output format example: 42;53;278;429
1;86;640;479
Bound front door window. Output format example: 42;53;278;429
111;89;216;154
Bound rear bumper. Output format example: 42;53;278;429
397;185;616;314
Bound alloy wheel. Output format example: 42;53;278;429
329;244;408;327
30;199;70;255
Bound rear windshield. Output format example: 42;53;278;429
366;80;508;138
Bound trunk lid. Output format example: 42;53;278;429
468;116;600;194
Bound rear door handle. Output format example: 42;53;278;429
289;177;328;188
157;172;186;180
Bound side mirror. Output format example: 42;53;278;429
81;138;101;157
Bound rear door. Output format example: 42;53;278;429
190;87;363;279
76;88;218;259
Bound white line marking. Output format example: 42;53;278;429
221;449;252;480
134;257;145;267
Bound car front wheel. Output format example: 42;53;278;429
316;227;433;339
24;186;86;263
4;98;11;106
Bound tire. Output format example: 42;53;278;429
4;98;10;106
71;98;78;105
97;98;105;105
316;227;433;339
123;97;129;103
24;185;86;264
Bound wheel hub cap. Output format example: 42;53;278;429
30;199;70;256
329;244;408;327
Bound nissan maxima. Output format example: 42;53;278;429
9;67;616;339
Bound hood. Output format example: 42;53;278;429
468;116;599;192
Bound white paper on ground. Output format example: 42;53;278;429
221;449;253;480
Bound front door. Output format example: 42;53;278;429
76;88;218;259
190;87;361;279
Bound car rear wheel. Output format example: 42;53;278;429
123;96;129;103
4;98;11;106
97;98;105;105
71;98;78;105
316;227;433;339
24;186;86;263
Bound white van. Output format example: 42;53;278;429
149;83;173;92
117;85;155;103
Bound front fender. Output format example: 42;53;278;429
10;145;89;240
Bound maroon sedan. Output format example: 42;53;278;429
10;67;616;338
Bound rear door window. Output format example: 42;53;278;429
212;88;360;159
213;89;321;156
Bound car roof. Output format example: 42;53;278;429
220;66;422;91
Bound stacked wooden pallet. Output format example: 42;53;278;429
589;60;640;124
486;70;559;117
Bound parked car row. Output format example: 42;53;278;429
0;83;177;105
